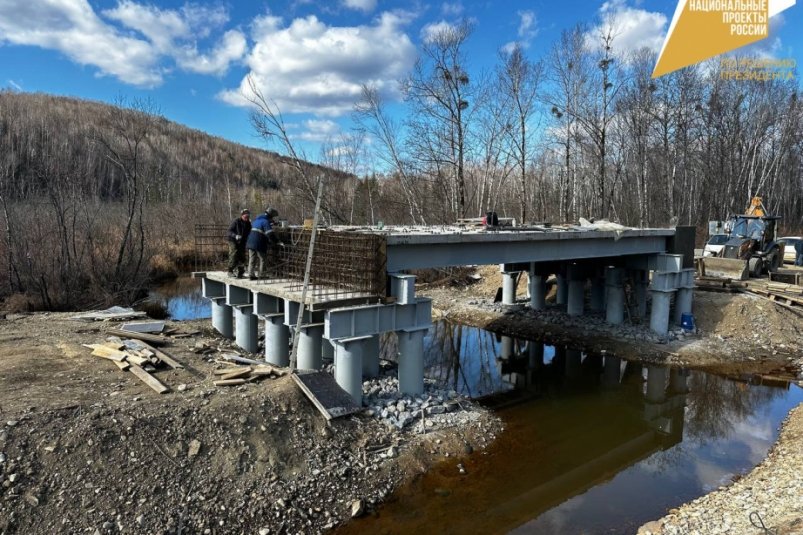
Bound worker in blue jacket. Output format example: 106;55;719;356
246;207;280;280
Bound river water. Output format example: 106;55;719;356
153;280;802;534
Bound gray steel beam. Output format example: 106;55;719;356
385;234;670;271
324;298;432;341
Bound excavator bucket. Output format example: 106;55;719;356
701;257;749;281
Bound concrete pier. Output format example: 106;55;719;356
398;329;425;396
211;298;233;339
264;313;289;366
234;305;258;353
362;335;380;378
605;267;625;325
529;269;546;310
650;290;673;335
567;265;585;317
500;335;514;360
297;323;324;371
334;337;367;404
502;271;517;305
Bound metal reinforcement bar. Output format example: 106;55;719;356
273;228;387;300
193;225;388;300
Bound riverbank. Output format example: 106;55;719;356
0;312;501;534
639;404;803;535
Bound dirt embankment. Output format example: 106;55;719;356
0;313;500;534
422;266;803;375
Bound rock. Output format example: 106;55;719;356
350;499;365;518
457;463;466;475
6;420;17;427
187;439;202;458
136;515;145;527
177;384;188;392
24;493;39;507
8;473;18;483
259;529;270;535
0;452;5;463
387;446;398;458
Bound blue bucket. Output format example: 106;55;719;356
680;313;695;332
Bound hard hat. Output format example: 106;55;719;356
241;208;250;215
266;207;279;218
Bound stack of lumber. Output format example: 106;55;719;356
83;339;184;394
695;276;747;292
743;280;803;312
212;364;288;387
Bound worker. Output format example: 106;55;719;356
246;207;280;280
226;209;251;278
795;240;803;267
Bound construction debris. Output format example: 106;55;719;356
106;329;168;346
120;321;165;333
83;335;183;394
69;306;148;322
211;363;288;387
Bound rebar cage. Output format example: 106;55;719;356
193;225;388;300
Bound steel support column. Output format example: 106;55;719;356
673;287;693;326
567;265;585;317
528;268;546;310
234;305;258;353
334;337;368;405
502;272;518;305
646;366;668;403
264;313;289;366
297;323;324;371
398;329;425;396
650;289;674;335
556;273;568;306
633;270;649;319
589;274;606;312
211;298;233;339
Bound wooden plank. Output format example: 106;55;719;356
214;378;246;387
124;352;150;366
106;329;169;346
128;364;170;394
121;321;165;334
113;360;131;371
220;367;252;380
137;341;184;370
291;371;361;420
213;367;243;376
89;346;127;362
251;365;278;376
220;354;262;365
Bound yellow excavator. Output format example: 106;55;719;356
702;197;783;280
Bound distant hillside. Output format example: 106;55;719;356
0;91;349;209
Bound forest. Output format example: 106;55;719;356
1;23;801;310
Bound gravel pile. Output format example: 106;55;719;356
361;371;479;431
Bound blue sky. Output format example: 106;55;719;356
1;0;801;160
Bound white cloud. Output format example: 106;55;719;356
0;0;245;86
502;10;538;54
441;2;463;16
0;0;161;86
420;20;456;43
588;0;667;59
342;0;377;13
220;12;417;116
295;119;340;142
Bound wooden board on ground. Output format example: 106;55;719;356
127;363;170;394
292;371;361;420
137;341;184;369
220;367;252;380
106;329;169;346
214;378;246;387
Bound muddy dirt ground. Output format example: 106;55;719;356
0;314;501;534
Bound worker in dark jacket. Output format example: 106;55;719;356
795;239;803;267
226;209;251;278
247;207;280;280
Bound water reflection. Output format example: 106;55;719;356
147;277;210;320
340;321;801;535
